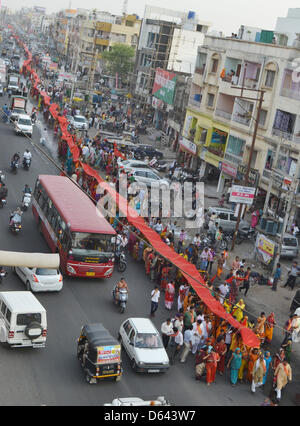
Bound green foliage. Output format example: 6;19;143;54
101;43;135;80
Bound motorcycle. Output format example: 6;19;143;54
235;227;257;245
115;251;127;273
0;197;7;208
0;268;7;284
22;193;32;211
113;287;128;314
11;160;19;174
9;211;22;234
23;157;31;170
153;161;168;173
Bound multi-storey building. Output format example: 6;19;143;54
182;30;300;223
134;5;210;106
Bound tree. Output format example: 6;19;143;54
101;43;135;82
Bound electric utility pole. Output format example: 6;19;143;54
230;85;265;251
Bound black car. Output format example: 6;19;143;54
132;144;163;160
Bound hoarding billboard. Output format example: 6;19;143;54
152;68;177;105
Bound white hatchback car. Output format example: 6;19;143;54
119;318;169;373
13;267;63;292
130;168;169;190
15;114;33;137
70;115;88;130
118;159;151;173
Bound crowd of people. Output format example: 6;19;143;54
20;50;299;406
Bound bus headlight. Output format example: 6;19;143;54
67;265;76;275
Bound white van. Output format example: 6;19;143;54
0;292;47;348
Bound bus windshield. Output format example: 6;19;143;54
71;232;115;255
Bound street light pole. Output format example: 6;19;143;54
231;88;265;251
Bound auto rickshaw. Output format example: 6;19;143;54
77;323;122;384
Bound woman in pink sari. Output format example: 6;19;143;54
251;210;259;229
165;280;176;310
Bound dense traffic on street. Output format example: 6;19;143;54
0;7;299;409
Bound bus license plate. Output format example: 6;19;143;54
86;272;95;277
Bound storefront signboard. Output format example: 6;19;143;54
229;185;256;205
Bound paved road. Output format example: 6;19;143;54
0;86;298;406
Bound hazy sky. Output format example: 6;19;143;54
4;0;300;35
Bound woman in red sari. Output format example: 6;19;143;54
145;249;154;276
160;264;171;291
214;337;227;375
203;347;220;386
165;281;175;310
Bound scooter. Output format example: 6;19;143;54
11;160;19;174
22;193;32;211
9;219;22;234
113;287;128;314
115;250;127;273
0;268;7;284
23;157;31;170
9;210;22;234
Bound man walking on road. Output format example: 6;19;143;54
150;286;160;317
283;261;300;290
161;319;174;349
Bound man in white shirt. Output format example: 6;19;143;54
161;319;174;349
180;325;193;363
169;327;183;364
219;282;229;304
150;286;160;317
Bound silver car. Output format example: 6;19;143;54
208;207;250;232
130;168;169;190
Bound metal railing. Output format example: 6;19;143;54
215;109;232;120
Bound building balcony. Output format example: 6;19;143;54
188;98;201;110
215;109;232;121
195;66;205;75
272;128;300;144
232;113;251;127
280;87;300;101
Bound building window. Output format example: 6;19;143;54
147;32;156;48
265;70;275;88
211;58;219;73
207;93;215;108
265;149;274;170
258;109;267;126
226;135;245;158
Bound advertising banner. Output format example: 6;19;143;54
256;233;276;264
229;185;256;205
97;345;121;364
152;68;177;105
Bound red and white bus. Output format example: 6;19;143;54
32;175;116;279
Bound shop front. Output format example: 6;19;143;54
178;137;199;170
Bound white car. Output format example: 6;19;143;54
70;115;88;130
104;396;170;406
119;318;169;373
0;291;47;348
130;168;169;190
15;114;33;137
118;159;151;173
13;267;63;292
